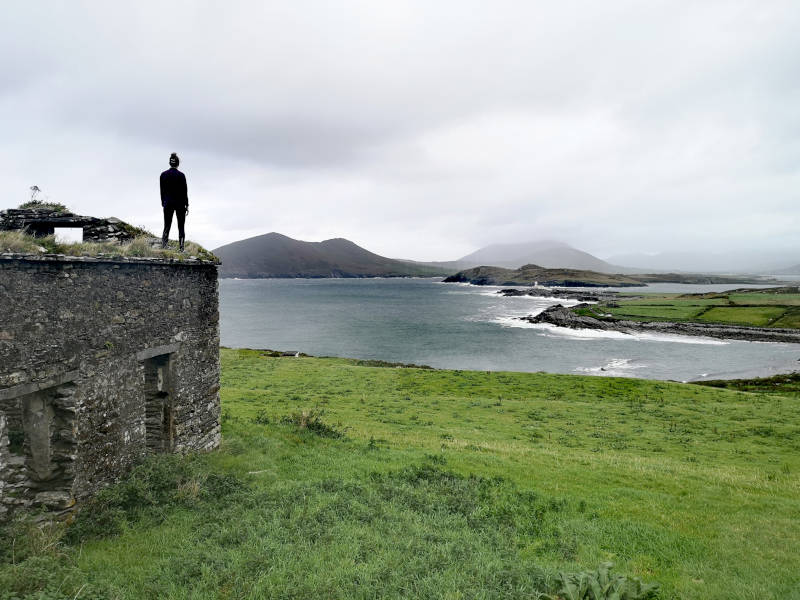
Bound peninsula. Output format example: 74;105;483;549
444;264;785;287
443;264;642;287
523;287;800;343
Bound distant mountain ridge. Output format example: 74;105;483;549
213;232;797;280
419;240;636;273
605;250;800;274
772;264;800;276
458;240;618;272
213;232;448;278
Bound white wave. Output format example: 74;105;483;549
575;358;647;377
487;300;581;321
497;294;586;308
493;316;542;328
443;284;508;296
516;322;729;345
521;294;595;305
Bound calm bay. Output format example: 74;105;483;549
219;278;800;381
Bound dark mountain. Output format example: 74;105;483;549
213;232;448;278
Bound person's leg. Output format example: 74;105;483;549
176;208;186;251
162;206;174;248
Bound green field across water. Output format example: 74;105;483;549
590;287;800;328
2;349;799;599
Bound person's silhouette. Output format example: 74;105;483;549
160;152;188;251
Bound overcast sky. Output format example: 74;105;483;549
1;1;798;262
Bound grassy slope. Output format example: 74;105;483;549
596;288;800;328
2;350;800;599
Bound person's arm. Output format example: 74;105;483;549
181;172;189;211
160;172;166;207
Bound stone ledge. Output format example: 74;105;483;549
0;370;79;401
136;343;181;361
0;253;220;266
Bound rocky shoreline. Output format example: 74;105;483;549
498;288;637;303
524;304;800;344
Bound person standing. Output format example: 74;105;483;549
160;152;188;251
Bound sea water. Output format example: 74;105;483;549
219;278;800;381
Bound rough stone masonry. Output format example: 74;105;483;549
0;207;136;243
0;253;220;518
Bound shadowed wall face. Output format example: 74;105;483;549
0;255;220;517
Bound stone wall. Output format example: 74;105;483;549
0;254;220;516
0;414;8;519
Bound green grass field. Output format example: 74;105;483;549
598;287;800;328
2;349;799;599
728;293;800;306
602;305;707;321
697;306;786;327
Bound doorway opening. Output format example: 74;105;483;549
142;354;174;452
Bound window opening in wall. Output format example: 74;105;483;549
54;227;83;244
143;354;174;453
1;398;24;455
1;383;77;493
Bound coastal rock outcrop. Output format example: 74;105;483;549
443;265;643;287
525;304;800;343
498;288;629;303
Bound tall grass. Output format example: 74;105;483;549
16;200;69;212
0;230;216;261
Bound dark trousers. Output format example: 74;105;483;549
162;205;186;248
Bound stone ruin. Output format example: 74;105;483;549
0;228;221;519
0;206;138;243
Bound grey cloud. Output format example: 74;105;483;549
1;1;799;266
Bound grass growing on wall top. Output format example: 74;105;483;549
1;349;799;599
0;230;217;261
16;199;69;212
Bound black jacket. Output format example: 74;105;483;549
160;168;188;209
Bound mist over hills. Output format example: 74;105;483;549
453;240;631;273
455;242;798;275
605;250;799;275
774;263;800;276
415;240;637;274
214;235;628;278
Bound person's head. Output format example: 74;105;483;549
169;152;180;168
